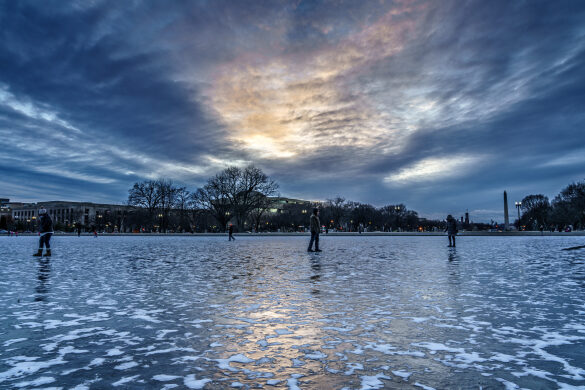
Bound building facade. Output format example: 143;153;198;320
11;201;133;231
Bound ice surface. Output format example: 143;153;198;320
1;235;584;388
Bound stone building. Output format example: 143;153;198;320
11;201;133;231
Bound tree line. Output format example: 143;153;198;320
123;165;433;233
515;180;585;231
124;170;585;233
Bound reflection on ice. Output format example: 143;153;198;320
0;235;584;388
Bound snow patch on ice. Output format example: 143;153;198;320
13;376;55;388
153;374;181;381
184;374;212;389
359;373;391;389
112;375;140;386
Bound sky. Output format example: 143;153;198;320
1;0;584;222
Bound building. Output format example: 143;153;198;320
11;201;134;231
0;198;11;217
267;197;314;214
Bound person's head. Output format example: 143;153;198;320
38;208;47;215
313;208;319;215
447;214;453;220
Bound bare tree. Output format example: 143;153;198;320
128;180;161;230
327;196;347;230
248;196;275;232
156;179;179;232
192;176;232;231
194;166;279;231
174;187;193;232
230;166;279;230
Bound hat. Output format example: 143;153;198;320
313;208;319;214
39;208;47;215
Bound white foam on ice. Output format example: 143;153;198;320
114;361;139;370
392;370;412;380
414;382;436;390
365;343;396;354
144;347;197;356
153;374;181;381
292;358;304;367
89;358;105;366
411;342;464;354
3;338;27;347
0;357;66;381
231;382;244;387
323;326;354;332
409;317;430;323
266;379;282;386
13;376;55;388
494;377;520;389
112;375;140;386
156;329;178;339
344;362;363;375
215;353;255;371
130;309;164;323
305;351;327;360
184;374;212;389
359;373;391;389
287;376;303;390
106;348;124;356
58;346;88;356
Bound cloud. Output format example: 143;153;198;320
384;155;485;185
1;0;584;222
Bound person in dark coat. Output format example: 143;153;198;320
308;208;322;252
33;208;53;257
228;224;235;241
446;214;457;247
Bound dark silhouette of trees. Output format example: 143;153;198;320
128;180;161;230
551;181;585;229
519;194;550;229
194;166;278;231
326;196;347;229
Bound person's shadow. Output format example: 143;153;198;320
35;258;51;302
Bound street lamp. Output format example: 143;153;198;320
515;201;522;222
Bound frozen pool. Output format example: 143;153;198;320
0;235;584;389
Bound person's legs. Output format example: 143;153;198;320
452;235;456;247
448;235;453;247
308;232;315;251
34;236;44;256
43;234;52;256
315;233;321;251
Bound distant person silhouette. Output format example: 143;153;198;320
308;208;322;252
33;208;53;257
228;224;235;241
446;214;457;247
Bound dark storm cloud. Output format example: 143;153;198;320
1;0;584;221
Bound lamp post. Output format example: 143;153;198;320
515;201;522;222
158;213;163;233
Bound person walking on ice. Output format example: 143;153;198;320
33;208;53;257
308;208;322;252
228;224;235;241
446;214;457;247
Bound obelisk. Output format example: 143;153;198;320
503;191;510;231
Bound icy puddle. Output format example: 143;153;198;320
1;235;584;389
